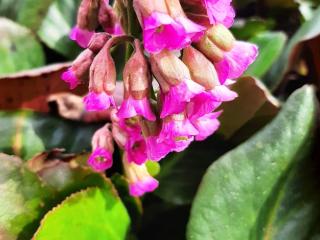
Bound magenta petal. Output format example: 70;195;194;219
176;16;206;42
117;97;156;121
216;41;259;82
88;148;113;172
143;12;187;53
126;136;148;165
129;177;159;197
192;112;222;141
203;0;235;27
83;92;115;112
187;91;221;120
61;68;79;89
69;26;94;48
210;85;238;102
160;79;205;118
145;136;173;161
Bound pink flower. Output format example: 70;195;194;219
158;113;198;152
122;154;159;197
145;136;173;161
70;26;94;48
210;84;238;102
88;147;113;172
83;91;115;111
191;111;222;141
126;134;148;165
215;41;259;83
61;68;79;89
118;97;156;121
202;0;235;27
160;79;205;118
129;177;159;197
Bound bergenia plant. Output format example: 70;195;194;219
62;0;258;197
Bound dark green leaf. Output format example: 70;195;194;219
33;187;130;240
0;111;101;160
0;18;45;75
187;86;318;240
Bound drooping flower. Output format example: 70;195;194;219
84;39;116;111
70;0;100;48
191;111;222;141
117;40;156;121
88;124;114;172
61;49;94;89
125;134;148;165
122;153;159;197
150;50;205;118
98;0;124;35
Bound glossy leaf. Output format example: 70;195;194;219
0;18;45;75
245;32;287;78
0;111;101;160
37;0;82;58
264;6;320;89
187;86;318;240
33;187;130;240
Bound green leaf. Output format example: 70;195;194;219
245;32;287;78
33;187;130;240
17;0;55;32
0;18;45;75
0;111;101;160
187;86;318;240
0;153;51;239
231;19;275;40
37;0;82;58
264;6;320;90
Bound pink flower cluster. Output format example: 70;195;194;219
62;0;258;197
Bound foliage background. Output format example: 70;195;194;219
0;0;320;239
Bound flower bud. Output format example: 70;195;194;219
61;49;94;89
182;46;220;90
195;34;224;62
98;0;123;35
70;0;100;48
87;32;110;53
122;153;158;197
118;40;156;121
206;24;235;51
88;123;114;172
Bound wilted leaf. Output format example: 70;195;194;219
187;86;318;240
264;6;320;90
218;77;280;139
37;0;82;58
0;18;45;75
0;110;101;160
33;187;130;240
0;63;87;112
246;32;287;78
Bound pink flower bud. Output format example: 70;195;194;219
118;40;156;121
87;32;110;53
195;34;225;63
122;153;159;197
182;46;220;90
70;0;100;48
88;123;114;172
206;24;235;51
98;0;123;35
61;49;94;89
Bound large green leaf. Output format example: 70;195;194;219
33;187;130;240
0;111;100;160
37;0;82;58
264;6;320;89
0;18;45;75
187;86;318;240
245;32;287;78
0;153;50;240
